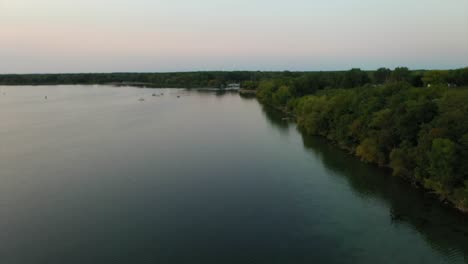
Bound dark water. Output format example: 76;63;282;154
0;85;467;264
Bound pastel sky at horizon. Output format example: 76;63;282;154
1;0;467;73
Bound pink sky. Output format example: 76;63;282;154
1;0;467;73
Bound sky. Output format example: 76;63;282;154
1;0;467;73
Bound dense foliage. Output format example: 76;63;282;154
256;67;468;211
1;68;466;89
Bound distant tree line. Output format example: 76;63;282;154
256;67;468;212
0;71;279;88
1;68;466;89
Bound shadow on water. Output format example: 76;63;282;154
260;104;290;132
261;105;468;262
238;92;257;100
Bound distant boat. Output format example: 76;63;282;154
139;98;145;102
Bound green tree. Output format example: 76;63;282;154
342;68;371;88
272;85;293;106
428;138;457;187
422;70;449;86
374;68;391;84
389;142;415;178
391;67;411;83
356;138;386;166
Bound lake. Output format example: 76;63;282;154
0;85;467;264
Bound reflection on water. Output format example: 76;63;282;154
260;104;468;263
0;85;466;264
260;104;291;132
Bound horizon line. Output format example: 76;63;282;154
1;66;467;75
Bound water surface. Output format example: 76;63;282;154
0;85;467;264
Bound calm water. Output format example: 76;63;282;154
0;85;467;264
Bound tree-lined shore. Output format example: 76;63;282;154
1;67;467;89
254;67;468;212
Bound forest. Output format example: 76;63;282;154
255;67;468;212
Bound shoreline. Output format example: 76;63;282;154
261;101;468;214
